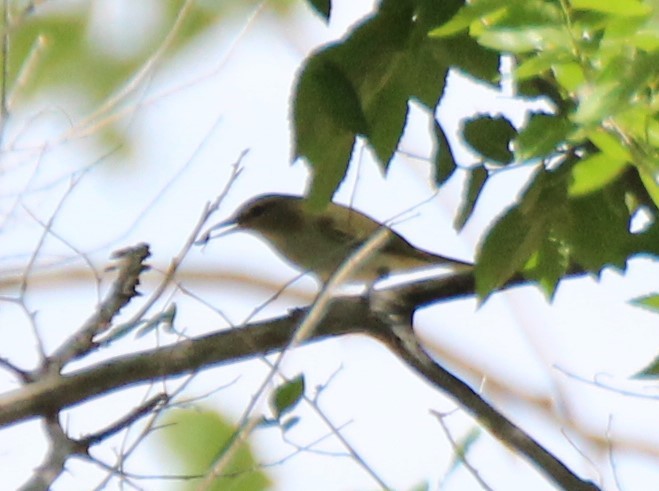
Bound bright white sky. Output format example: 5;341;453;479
1;1;659;490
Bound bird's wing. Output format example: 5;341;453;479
318;204;381;245
318;204;430;261
317;201;470;268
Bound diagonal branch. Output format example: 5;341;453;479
365;305;598;491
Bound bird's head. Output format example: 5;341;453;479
229;194;304;235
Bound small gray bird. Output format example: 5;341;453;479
204;194;471;283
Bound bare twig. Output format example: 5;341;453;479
82;394;169;446
181;285;388;487
69;0;198;138
48;243;151;371
197;227;394;491
430;409;493;491
101;154;244;343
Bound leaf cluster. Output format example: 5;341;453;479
295;0;659;300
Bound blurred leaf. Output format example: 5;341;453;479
136;303;178;337
515;112;572;160
570;0;652;17
280;415;301;432
270;375;305;419
587;129;633;162
306;0;331;21
523;238;569;300
516;75;571;114
7;0;266;156
573;52;659;125
462;115;517;164
568;153;628;196
445;427;481;476
634;355;659;379
433;120;457;185
478;26;570;53
552;61;587;92
639;168;659;209
429;0;511;38
454;164;488;230
158;409;270;491
487;0;562;27
257;416;279;428
556;182;632;271
514;50;573;80
630;293;659;313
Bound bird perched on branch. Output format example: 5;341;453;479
201;194;471;283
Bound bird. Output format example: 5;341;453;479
202;193;472;283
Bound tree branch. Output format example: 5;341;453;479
0;266;594;490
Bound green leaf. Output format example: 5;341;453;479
476;205;545;298
487;0;562;27
280;415;301;432
271;375;305;419
568;153;628;196
553;62;587;92
639;169;659;210
462;115;517;164
630;293;659;313
515;112;572;160
587;129;632;162
634;355;659;379
475;167;569;298
157;409;270;490
306;0;331;21
514;50;573;80
329;2;443;168
437;34;501;85
454;165;488;231
555;183;632;271
477;26;570;54
433;120;457;185
570;0;652;17
293;54;365;208
295;0;458;202
429;0;510;38
407;483;430;491
573;52;659;125
523;238;569;300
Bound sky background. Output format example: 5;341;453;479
1;1;659;490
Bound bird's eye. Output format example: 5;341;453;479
250;205;265;217
245;204;266;220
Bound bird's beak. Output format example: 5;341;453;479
195;217;239;245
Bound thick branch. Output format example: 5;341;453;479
0;269;593;490
0;299;373;427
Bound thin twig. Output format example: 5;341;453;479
197;227;394;491
430;409;493;491
48;243;151;371
69;0;198;138
100;153;244;343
